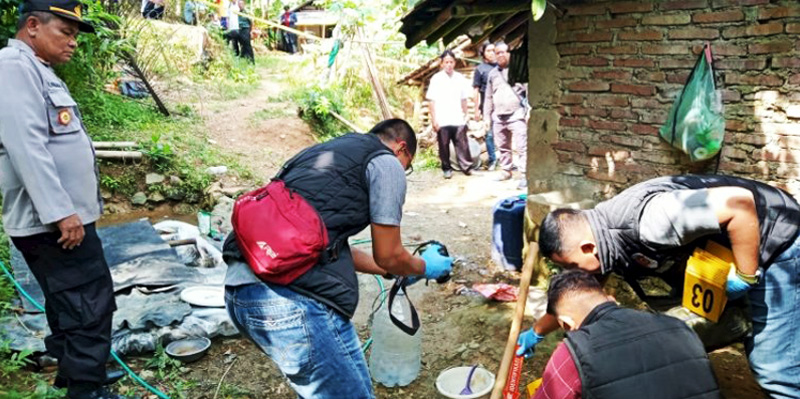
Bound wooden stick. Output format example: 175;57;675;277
491;243;539;399
93;141;138;149
95;150;143;160
167;238;197;247
329;110;362;132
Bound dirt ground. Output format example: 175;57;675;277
108;52;765;398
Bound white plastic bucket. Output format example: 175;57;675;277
435;366;495;399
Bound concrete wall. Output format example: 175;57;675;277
529;0;800;199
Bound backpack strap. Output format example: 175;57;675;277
387;277;421;336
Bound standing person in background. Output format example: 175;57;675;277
472;41;498;171
484;41;529;189
236;0;253;63
142;0;165;19
426;50;472;179
0;2;128;397
224;0;240;56
280;5;298;54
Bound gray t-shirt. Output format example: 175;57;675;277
638;189;721;248
225;153;406;286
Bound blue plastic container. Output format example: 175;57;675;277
491;195;526;271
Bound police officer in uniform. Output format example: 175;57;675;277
0;2;127;398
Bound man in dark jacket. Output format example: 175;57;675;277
532;270;720;399
223;119;453;399
518;175;800;399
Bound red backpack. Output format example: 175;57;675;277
231;179;329;285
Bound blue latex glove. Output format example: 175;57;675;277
516;328;545;358
422;244;453;280
726;268;752;301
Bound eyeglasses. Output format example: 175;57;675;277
405;163;414;176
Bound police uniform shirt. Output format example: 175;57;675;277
0;39;102;237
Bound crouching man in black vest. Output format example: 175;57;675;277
517;175;800;399
532;270;720;399
222;119;453;399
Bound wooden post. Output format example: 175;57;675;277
452;1;529;17
490;243;539;399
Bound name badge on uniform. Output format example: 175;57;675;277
58;109;71;126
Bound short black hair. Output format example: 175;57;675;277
546;270;604;315
369;118;417;157
440;49;456;61
17;11;54;32
479;41;493;57
539;208;587;259
284;5;290;10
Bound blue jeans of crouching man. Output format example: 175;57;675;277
225;282;375;399
746;231;800;399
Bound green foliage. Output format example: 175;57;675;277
71;91;162;140
297;84;350;140
144;344;196;399
0;0;16;47
412;147;440;171
0;342;33;378
141;132;175;171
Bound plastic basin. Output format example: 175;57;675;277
436;366;495;399
165;337;211;363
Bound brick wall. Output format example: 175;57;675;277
547;0;800;197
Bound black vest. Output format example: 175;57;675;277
586;175;800;277
565;303;721;399
224;133;392;318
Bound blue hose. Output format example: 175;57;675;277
0;259;171;399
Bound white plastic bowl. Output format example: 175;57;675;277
436;366;495;399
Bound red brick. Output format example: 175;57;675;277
790;74;800;85
570;107;609;117
567;3;606;16
722;147;749;160
661;0;708;10
560;69;589;79
615;58;656;68
556;152;572;163
669;28;720;40
715;59;767;70
616;162;656;174
553;141;587;152
588;146;630;161
611;83;656;96
693;10;744;23
642;14;691;25
693;44;745;56
597;45;638;55
718;161;760;175
667;71;691;84
589;120;628;132
631;98;663;109
557;44;593;55
712;0;769;6
723;22;784;39
748;41;793;55
619;30;665;41
731;133;768;146
776;135;800;149
756;123;800;136
726;120;748;132
637;71;667;82
596;17;638;29
754;148;800;164
758;6;800;20
633;150;677;165
586;170;629;184
592;70;633;80
725;73;784;86
721;89;742;103
610;108;639;120
787;24;800;34
560;118;584;127
572;57;611;67
560;94;584;105
593;95;630;107
643;44;690;55
605;136;643;148
659;59;696;69
576;31;614;42
609;2;654;14
557;18;591;31
568;81;611;92
637;110;669;124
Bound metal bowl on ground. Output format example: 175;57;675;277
165;337;211;363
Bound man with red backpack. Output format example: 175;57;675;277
222;119;453;399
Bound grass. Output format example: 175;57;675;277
413;147;441;171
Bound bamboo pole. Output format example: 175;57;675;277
490;243;539;399
198;0;323;42
329;110;362;132
93;141;138;149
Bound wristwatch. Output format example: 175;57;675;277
736;267;763;285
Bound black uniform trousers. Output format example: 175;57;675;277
238;27;254;63
437;124;472;173
12;223;116;393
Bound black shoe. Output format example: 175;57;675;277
56;370;126;389
69;386;130;399
443;170;453;179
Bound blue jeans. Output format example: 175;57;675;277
486;126;497;164
746;232;800;398
225;283;374;399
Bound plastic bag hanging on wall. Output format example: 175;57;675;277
659;43;725;162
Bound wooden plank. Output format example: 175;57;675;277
453;1;529;18
404;5;455;48
443;16;486;45
471;12;518;44
490;12;529;43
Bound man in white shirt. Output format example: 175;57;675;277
426;50;472;179
225;0;240;56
